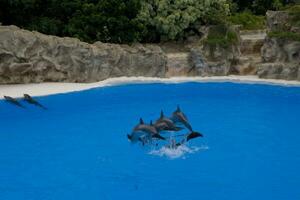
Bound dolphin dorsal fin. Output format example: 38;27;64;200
140;118;144;124
160;110;164;119
177;105;181;112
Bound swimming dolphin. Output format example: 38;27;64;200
170;105;193;131
23;94;47;109
154;111;183;132
3;96;25;108
127;118;165;143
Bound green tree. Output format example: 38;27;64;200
252;0;283;14
65;0;144;43
137;0;230;41
0;0;144;43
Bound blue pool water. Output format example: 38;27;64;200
1;82;300;200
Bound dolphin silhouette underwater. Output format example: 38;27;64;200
127;118;165;144
23;94;47;109
3;96;25;108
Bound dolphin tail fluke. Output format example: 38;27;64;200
153;134;165;140
186;131;203;141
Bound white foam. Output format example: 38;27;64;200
1;75;300;99
149;144;209;159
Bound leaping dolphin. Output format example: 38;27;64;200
3;96;25;108
170;105;193;131
154;111;183;132
23;94;47;109
127;118;165;143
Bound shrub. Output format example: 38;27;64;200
204;24;239;48
268;31;300;41
285;4;300;27
0;0;144;44
228;11;265;30
137;0;230;41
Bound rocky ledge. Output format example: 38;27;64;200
257;11;300;80
0;9;299;84
165;10;300;81
0;25;166;84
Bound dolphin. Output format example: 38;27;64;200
127;118;165;143
154;111;183;132
170;105;193;131
23;94;47;109
3;96;25;108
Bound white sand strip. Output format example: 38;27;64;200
0;75;299;99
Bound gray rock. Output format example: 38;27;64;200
165;52;191;77
261;37;300;63
189;47;232;76
266;11;290;32
258;10;300;81
0;25;167;84
257;63;299;80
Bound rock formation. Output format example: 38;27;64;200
257;11;300;80
184;10;299;81
0;25;166;84
164;25;242;77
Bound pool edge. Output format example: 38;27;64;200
0;75;300;99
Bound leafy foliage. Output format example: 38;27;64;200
252;0;283;14
286;4;300;27
229;12;265;30
0;0;144;43
137;0;230;41
268;31;300;41
232;0;293;14
204;24;239;48
0;0;297;43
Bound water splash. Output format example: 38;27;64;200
148;144;209;159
